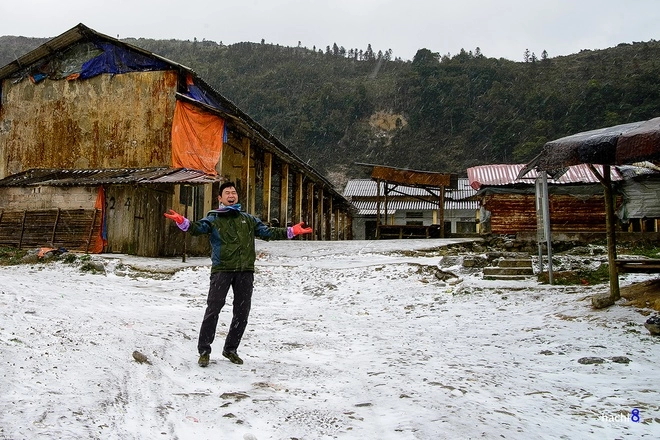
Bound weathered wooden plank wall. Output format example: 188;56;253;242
483;193;616;235
104;185;175;256
0;208;102;252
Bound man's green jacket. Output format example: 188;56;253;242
187;205;290;273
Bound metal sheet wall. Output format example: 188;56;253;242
483;193;609;235
0;71;178;178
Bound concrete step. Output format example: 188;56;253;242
483;273;535;281
483;267;534;276
497;259;533;268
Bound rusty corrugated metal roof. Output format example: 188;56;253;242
467;163;622;190
0;167;219;187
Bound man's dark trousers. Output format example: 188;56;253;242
198;271;253;355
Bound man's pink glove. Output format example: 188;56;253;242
164;209;185;225
291;222;312;236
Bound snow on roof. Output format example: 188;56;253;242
343;179;436;197
467;163;623;190
344;178;478;215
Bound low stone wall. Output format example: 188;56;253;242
0;186;97;210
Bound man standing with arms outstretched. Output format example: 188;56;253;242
164;182;312;367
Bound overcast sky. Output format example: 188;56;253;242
2;0;659;62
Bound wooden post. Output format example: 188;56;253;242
307;182;315;240
376;179;381;239
293;173;303;224
317;187;324;240
85;209;98;254
183;193;188;263
347;215;353;240
541;174;553;284
249;159;256;214
326;196;333;240
343;211;348;240
603;166;620;300
280;163;289;224
18;210;27;249
241;138;251;213
384;183;389;226
262;152;272;222
588;164;619;302
438;185;445;238
51;208;61;247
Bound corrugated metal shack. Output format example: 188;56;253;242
343;177;477;240
0;168;215;254
521;117;660;298
0;24;352;256
344;163;477;239
617;163;660;233
467;163;623;239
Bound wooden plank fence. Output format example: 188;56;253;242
0;208;103;253
615;259;660;274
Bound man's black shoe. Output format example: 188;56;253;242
198;352;210;367
222;350;243;365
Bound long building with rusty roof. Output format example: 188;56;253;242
0;24;352;255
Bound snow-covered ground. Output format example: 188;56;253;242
1;238;659;440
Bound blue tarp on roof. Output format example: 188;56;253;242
79;42;170;79
186;83;223;109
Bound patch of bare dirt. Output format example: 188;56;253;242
369;111;407;131
620;278;660;312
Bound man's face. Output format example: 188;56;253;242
218;186;239;206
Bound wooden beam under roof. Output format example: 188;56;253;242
356;163;454;188
355;163;453;238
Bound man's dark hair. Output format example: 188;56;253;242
219;181;236;195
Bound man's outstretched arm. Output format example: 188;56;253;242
288;222;313;239
164;209;190;231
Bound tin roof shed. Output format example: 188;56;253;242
467;163;622;191
344;178;478;215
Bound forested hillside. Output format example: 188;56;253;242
2;34;659;188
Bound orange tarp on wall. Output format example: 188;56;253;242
171;101;225;175
89;186;107;253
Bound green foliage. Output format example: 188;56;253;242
79;262;100;273
0;247;84;265
0;247;28;265
2;35;660;185
618;241;660;258
538;264;611;285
